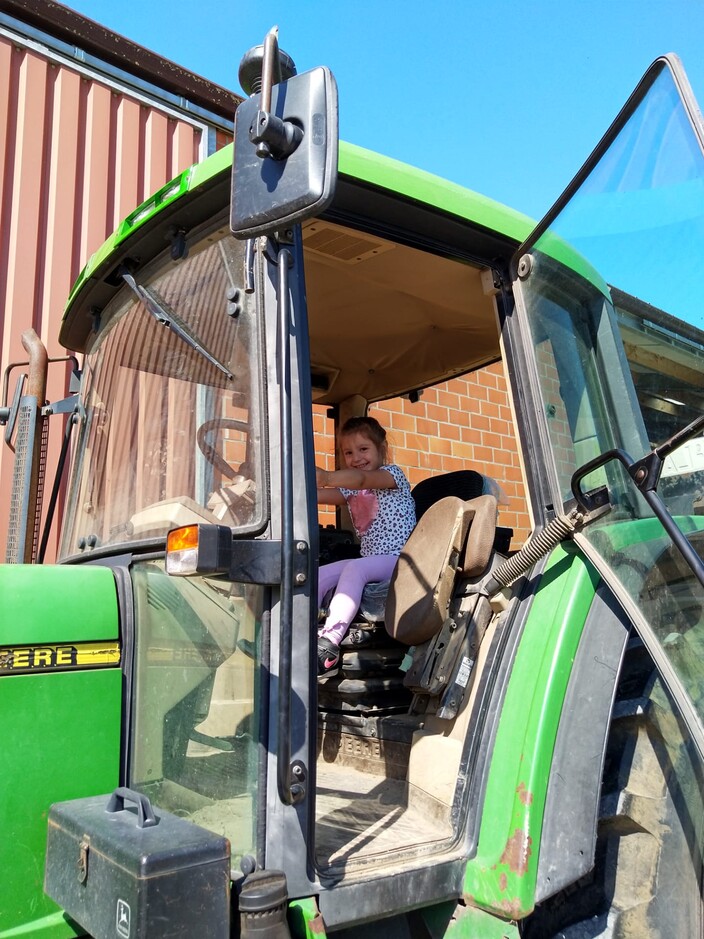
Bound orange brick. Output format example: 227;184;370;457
448;408;471;427
426;403;449;422
452;442;476;460
438;389;461;409
430;437;453;455
491;419;511;438
390;412;417;432
482;432;504;450
474;446;494;463
404;433;428;452
373;400;400;415
480;401;500;419
417;418;439;436
470;414;491;433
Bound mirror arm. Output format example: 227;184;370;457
250;27;303;161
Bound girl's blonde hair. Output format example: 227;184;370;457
339;416;389;464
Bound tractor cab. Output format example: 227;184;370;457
2;31;704;939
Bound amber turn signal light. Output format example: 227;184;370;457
166;524;232;576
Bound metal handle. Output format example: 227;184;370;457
571;447;704;591
275;246;302;806
106;787;159;828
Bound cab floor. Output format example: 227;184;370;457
314;762;452;868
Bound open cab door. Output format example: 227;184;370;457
510;55;704;936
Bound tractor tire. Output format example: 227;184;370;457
523;637;703;939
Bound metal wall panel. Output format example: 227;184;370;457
0;28;209;559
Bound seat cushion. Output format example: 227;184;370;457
385;496;471;645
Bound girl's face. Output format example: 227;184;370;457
340;432;384;472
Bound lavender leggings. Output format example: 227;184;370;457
318;554;398;646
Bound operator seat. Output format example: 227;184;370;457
351;470;489;626
317;472;509;718
383;493;501;718
385;492;498;646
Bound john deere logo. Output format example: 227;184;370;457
116;898;131;938
0;641;119;673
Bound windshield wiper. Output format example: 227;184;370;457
120;268;234;381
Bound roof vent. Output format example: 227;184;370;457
302;222;394;264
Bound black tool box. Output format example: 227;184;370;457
45;788;230;939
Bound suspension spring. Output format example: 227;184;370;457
484;509;584;596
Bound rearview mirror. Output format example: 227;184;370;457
230;64;338;238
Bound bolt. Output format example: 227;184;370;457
517;254;533;279
295;572;306;584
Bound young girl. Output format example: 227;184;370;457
315;416;416;680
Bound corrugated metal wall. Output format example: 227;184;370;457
0;23;214;560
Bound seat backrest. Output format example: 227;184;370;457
411;470;485;521
461;494;500;577
385;493;498;646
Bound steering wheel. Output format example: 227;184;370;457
197;418;250;480
197;418;256;526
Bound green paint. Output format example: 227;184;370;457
0;668;122;937
532;230;610;298
187;142;232;191
588;513;704;552
0;911;81;938
338;142;533;245
288;897;325;937
463;544;600;920
62;139;533;339
0;565;118;645
63;133;607;339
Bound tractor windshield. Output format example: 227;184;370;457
514;56;704;731
59;229;266;559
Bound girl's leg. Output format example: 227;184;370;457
320;554;398;646
317;559;350;606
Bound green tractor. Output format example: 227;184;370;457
2;32;703;939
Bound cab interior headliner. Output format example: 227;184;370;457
303;220;501;405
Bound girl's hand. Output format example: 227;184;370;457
317;466;346;506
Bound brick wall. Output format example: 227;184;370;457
314;361;532;547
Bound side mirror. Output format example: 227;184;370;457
230;33;338;239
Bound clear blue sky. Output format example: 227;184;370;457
64;0;704;223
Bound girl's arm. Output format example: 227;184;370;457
317;486;346;506
316;466;397;491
